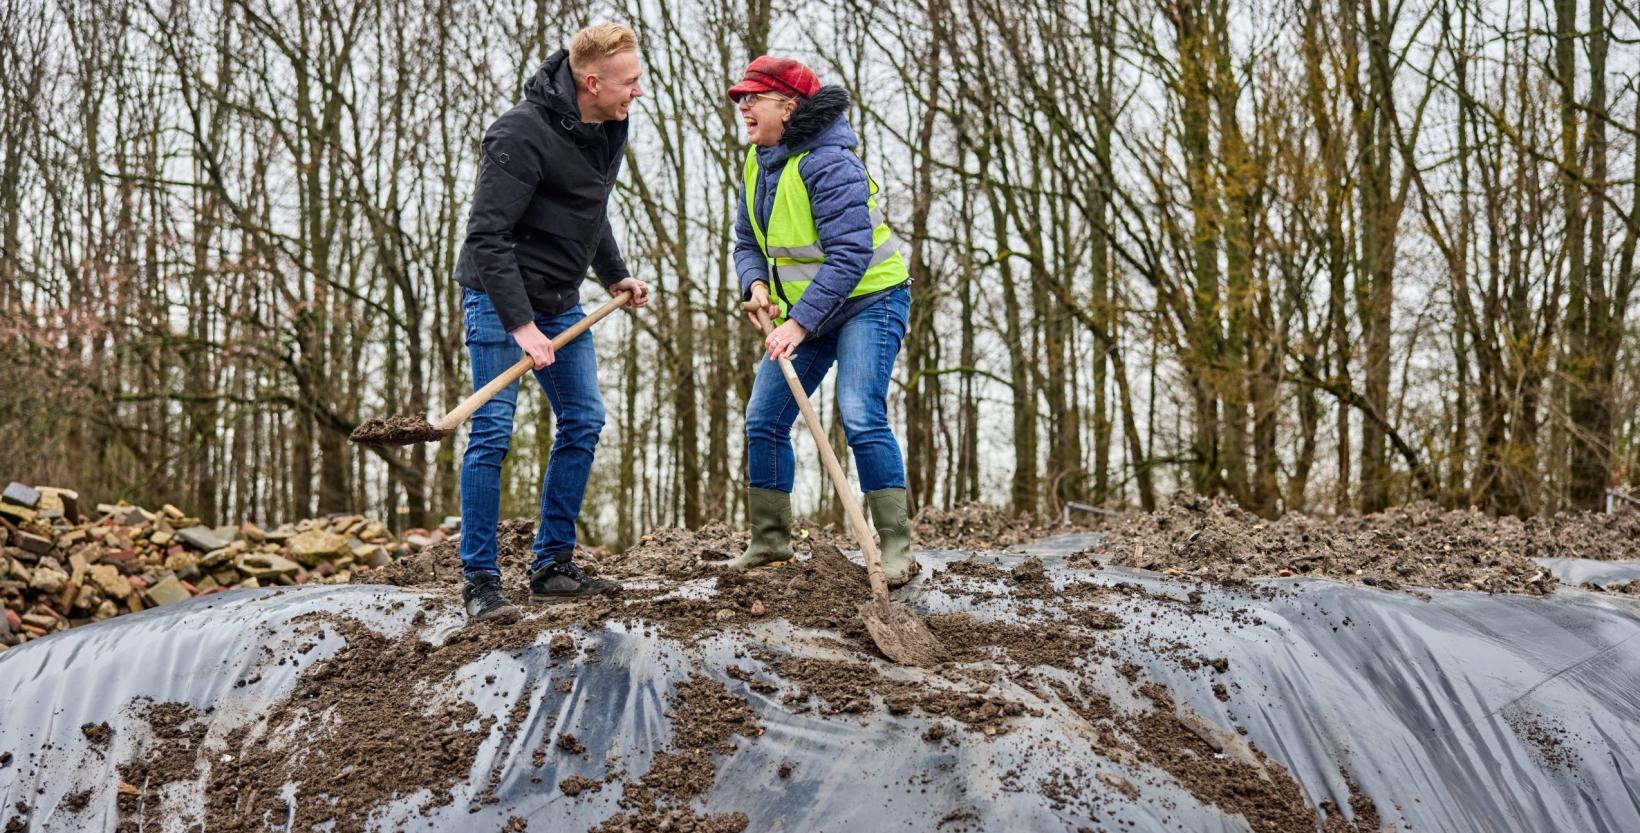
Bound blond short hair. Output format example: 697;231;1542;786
569;23;638;74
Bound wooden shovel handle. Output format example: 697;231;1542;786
435;291;632;432
742;300;890;603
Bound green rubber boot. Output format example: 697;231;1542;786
866;488;918;587
723;487;793;570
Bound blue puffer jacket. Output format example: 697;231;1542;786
735;86;892;336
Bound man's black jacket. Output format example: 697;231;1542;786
454;49;630;332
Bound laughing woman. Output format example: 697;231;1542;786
720;56;918;586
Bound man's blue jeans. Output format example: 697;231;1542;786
745;287;911;493
459;287;604;579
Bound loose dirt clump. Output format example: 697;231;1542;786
63;789;92;813
1504;707;1581;770
589;675;758;833
762;653;1030;735
357;517;539;593
558;775;602;796
348;415;447;446
602;523;748;576
1126;683;1379;833
80;722;112;749
115;702;209;830
1091;494;1561;594
194;617;502;833
912;502;1077;551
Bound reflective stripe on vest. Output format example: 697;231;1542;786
743;147;908;320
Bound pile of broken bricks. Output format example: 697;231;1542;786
0;481;455;652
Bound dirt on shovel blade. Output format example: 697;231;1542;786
860;597;942;666
349;415;448;446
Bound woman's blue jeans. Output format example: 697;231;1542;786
458;288;604;579
745;287;910;493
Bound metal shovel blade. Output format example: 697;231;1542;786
859;597;942;667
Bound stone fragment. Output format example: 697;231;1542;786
86;565;132;600
176;526;236;553
33;492;64;519
359;521;388;541
286;530;350;566
162;504;185;520
235;553;301;580
240;522;267;543
100;549;135;564
0;503;36;524
405;534;433;552
1;482;39;508
201;548;234;568
16;532;53;556
73;584;102;610
35;487;78;520
145;575;192;606
93;600;118;621
28;561;68;595
149;529;174;547
164;551;200;573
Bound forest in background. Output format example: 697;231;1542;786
1;0;1637;545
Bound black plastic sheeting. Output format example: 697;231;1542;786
3;537;1640;832
1535;556;1640;589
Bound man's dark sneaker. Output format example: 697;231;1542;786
530;560;621;602
463;573;521;623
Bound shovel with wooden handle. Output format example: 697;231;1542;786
350;290;633;446
743;300;941;666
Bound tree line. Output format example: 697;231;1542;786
1;0;1637;543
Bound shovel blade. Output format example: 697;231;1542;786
859;598;942;667
349;416;451;446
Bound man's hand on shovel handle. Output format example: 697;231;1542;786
511;321;556;370
609;277;650;309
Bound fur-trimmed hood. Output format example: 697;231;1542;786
759;85;855;166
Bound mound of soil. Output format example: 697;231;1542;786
97;510;1398;833
1090;495;1562;594
912;502;1076;551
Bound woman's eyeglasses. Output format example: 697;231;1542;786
733;92;787;107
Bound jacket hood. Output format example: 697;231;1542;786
760;86;855;165
525;50;582;120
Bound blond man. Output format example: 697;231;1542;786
453;24;650;621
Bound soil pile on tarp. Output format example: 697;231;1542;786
8;528;1640;833
93;546;1382;833
911;502;1081;550
1089;494;1587;594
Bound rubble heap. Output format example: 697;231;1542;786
0;481;448;651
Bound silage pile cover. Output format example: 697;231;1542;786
2;536;1639;832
